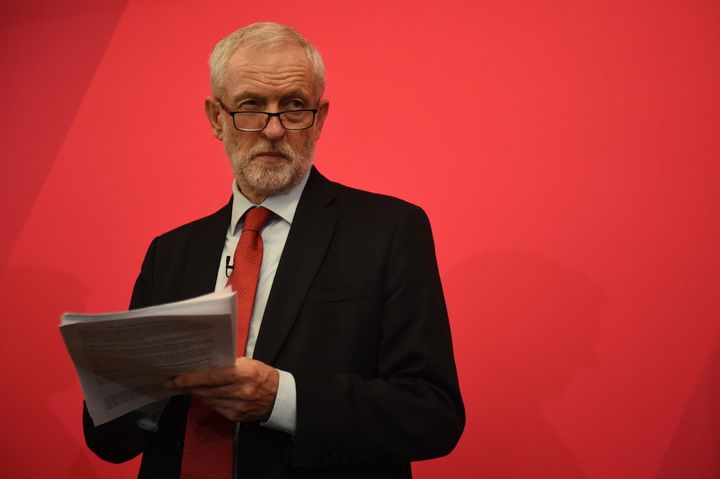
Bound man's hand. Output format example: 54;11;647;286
166;357;279;423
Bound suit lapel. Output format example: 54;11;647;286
253;168;338;363
180;200;232;300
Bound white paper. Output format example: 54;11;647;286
59;289;237;426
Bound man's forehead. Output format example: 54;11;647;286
226;43;310;73
222;44;316;97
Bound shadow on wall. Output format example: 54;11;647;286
0;265;100;478
433;250;605;479
656;331;720;478
0;0;129;272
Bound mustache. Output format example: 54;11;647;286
248;141;293;160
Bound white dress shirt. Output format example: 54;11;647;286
212;173;310;436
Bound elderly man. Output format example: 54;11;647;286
83;22;464;479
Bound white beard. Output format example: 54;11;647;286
225;134;315;199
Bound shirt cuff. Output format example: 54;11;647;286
135;398;170;432
261;369;297;435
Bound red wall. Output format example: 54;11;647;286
1;1;719;477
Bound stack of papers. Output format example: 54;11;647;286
60;289;237;425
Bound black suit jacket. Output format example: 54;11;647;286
84;168;465;478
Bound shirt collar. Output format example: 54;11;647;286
229;170;310;235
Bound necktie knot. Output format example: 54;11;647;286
242;206;272;233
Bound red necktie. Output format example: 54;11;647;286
180;206;273;479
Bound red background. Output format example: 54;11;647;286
1;0;719;477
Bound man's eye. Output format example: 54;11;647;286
285;100;305;110
239;100;260;110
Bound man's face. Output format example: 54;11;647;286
206;44;328;202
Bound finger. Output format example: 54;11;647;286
166;366;238;389
213;406;240;422
203;397;249;410
185;384;245;400
167;357;261;389
208;401;268;423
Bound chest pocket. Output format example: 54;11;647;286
304;283;367;303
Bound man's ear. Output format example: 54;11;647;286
205;97;224;140
312;98;330;141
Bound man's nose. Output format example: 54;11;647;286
263;115;286;140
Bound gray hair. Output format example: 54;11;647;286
209;22;326;99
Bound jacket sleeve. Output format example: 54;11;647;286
290;205;465;467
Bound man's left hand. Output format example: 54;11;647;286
166;357;279;423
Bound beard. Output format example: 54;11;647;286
225;132;315;200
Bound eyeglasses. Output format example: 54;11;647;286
217;100;318;132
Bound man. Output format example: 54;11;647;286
83;22;464;478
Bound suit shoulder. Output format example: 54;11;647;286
331;181;427;219
153;202;230;244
